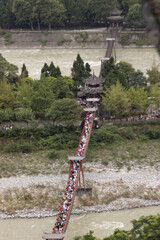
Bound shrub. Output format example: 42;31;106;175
118;33;131;46
20;142;33;153
48;150;59;160
57;37;72;46
15;108;34;121
134;38;151;46
0;110;15;123
138;134;149;142
79;32;88;42
120;127;135;140
142;126;160;139
95;125;122;144
4;142;20;153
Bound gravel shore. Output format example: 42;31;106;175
0;163;160;219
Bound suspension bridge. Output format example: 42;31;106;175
43;27;118;240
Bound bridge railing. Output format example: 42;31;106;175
43;106;96;240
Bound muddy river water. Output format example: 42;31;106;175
0;206;159;240
0;48;159;79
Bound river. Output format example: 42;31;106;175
0;206;159;240
0;48;159;79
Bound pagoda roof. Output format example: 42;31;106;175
84;74;104;86
77;87;103;97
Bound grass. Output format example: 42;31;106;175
86;139;160;170
0;139;159;178
0;149;75;178
0;184;64;213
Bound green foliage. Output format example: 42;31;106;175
142;126;160;139
77;215;160;240
129;70;147;88
128;86;149;112
0;53;18;84
15;108;34;121
20;64;29;79
120;127;135;140
102;58;129;89
20;142;33;153
47;98;83;126
57;37;72;46
147;65;160;86
51;78;74;99
48;149;59;160
126;3;145;28
102;82;131;118
104;214;160;240
94;125;122;144
0;109;15;123
150;84;160;108
3;31;14;45
118;33;131;45
88;0;118;21
71;54;91;87
134;38;151;46
39;39;48;46
117;61;135;84
41;62;61;78
79;32;88;42
0;79;16;109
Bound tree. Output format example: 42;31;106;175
13;0;35;30
21;64;29;78
102;58;129;89
49;62;61;78
47;98;83;126
147;64;160;86
101;57;116;78
104;69;129;89
59;76;76;94
88;0;118;22
41;63;49;77
117;61;135;84
16;79;34;108
0;77;15;109
51;78;74;99
71;54;91;87
118;0;141;15
40;0;66;30
126;3;145;28
41;62;61;78
128;86;149;112
150;84;160;108
104;214;160;240
0;53;18;85
129;70;147;88
31;76;55;112
0;0;15;29
102;81;130;118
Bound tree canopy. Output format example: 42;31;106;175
0;0;147;30
46;98;83;126
102;81;131;117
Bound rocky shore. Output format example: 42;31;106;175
0;163;160;219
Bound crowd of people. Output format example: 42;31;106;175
1;125;13;130
52;99;97;236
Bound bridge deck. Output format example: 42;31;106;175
43;233;65;239
43;101;97;239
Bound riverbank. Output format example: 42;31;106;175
0;29;152;49
0;163;159;219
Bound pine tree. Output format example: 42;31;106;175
21;64;28;78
